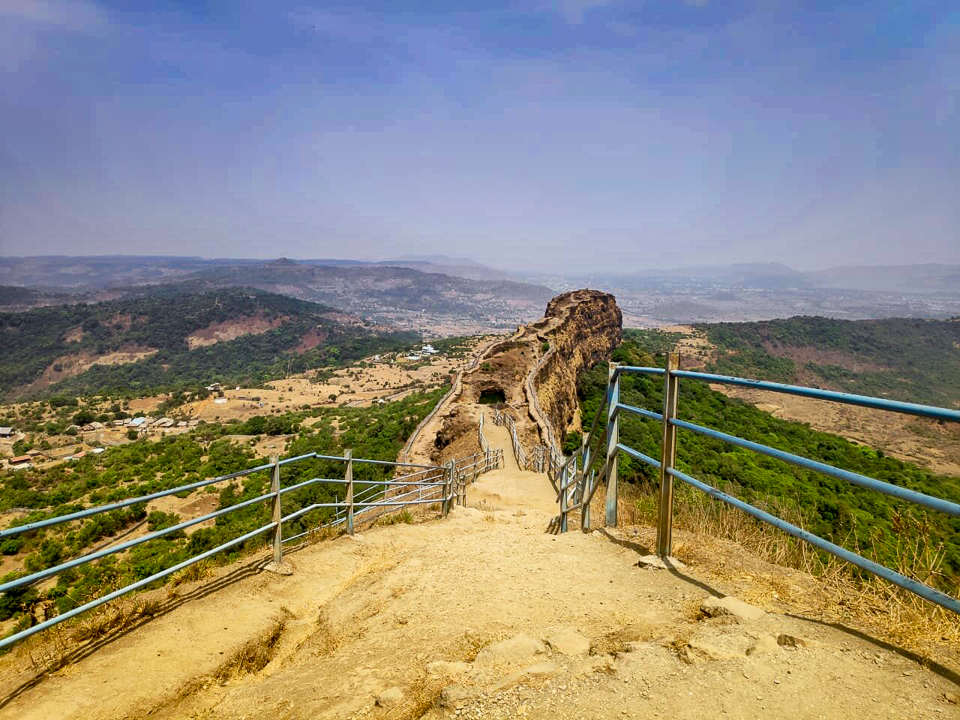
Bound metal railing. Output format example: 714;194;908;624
559;354;960;615
0;447;502;650
493;407;528;470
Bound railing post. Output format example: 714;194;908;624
604;362;620;527
580;435;591;531
443;460;453;517
345;448;354;536
270;454;282;565
657;353;680;557
560;462;568;533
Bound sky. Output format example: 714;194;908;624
0;1;957;273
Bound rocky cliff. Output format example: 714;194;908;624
416;289;621;466
529;290;622;449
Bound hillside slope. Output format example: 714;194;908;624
181;259;555;329
0;288;416;399
698;316;960;407
579;337;960;592
0;256;553;332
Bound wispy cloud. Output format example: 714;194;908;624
0;0;105;31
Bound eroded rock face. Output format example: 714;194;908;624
419;289;621;466
530;290;622;448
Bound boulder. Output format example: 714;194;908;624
545;630;591;656
375;687;404;706
777;633;815;649
700;596;765;622
440;684;475;709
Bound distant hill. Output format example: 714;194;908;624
633;262;809;289
0;255;239;289
177;259;553;325
0;256;549;327
699;316;960;407
0;285;72;311
589;262;959;295
0;288;416;399
810;264;960;294
376;259;510;282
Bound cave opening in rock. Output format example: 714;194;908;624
478;388;506;405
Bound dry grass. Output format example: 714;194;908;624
387;676;445;719
311;609;342;656
379;509;415;526
625;483;960;666
172;559;213;587
215;619;285;682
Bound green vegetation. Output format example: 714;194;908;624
0;288;417;400
697;317;960;406
0;385;447;635
622;329;686;356
579;336;960;593
429;336;473;358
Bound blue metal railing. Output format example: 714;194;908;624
0;448;502;650
563;357;960;615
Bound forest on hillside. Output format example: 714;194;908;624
0;288;417;399
697;316;960;407
575;335;960;593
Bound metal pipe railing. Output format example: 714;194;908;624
670;418;960;517
0;461;275;538
0;445;497;651
564;354;960;615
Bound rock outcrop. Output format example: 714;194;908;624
529;290;622;449
411;289;622;466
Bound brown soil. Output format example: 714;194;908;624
290;327;327;353
718;385;960;476
63;326;83;343
665;327;960;476
20;347;158;394
185;314;286;349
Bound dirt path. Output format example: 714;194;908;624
480;409;521;475
3;426;956;720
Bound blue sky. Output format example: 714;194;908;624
0;1;957;271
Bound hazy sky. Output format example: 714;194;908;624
1;1;957;272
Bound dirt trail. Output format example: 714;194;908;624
480;409;522;475
3;425;956;720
